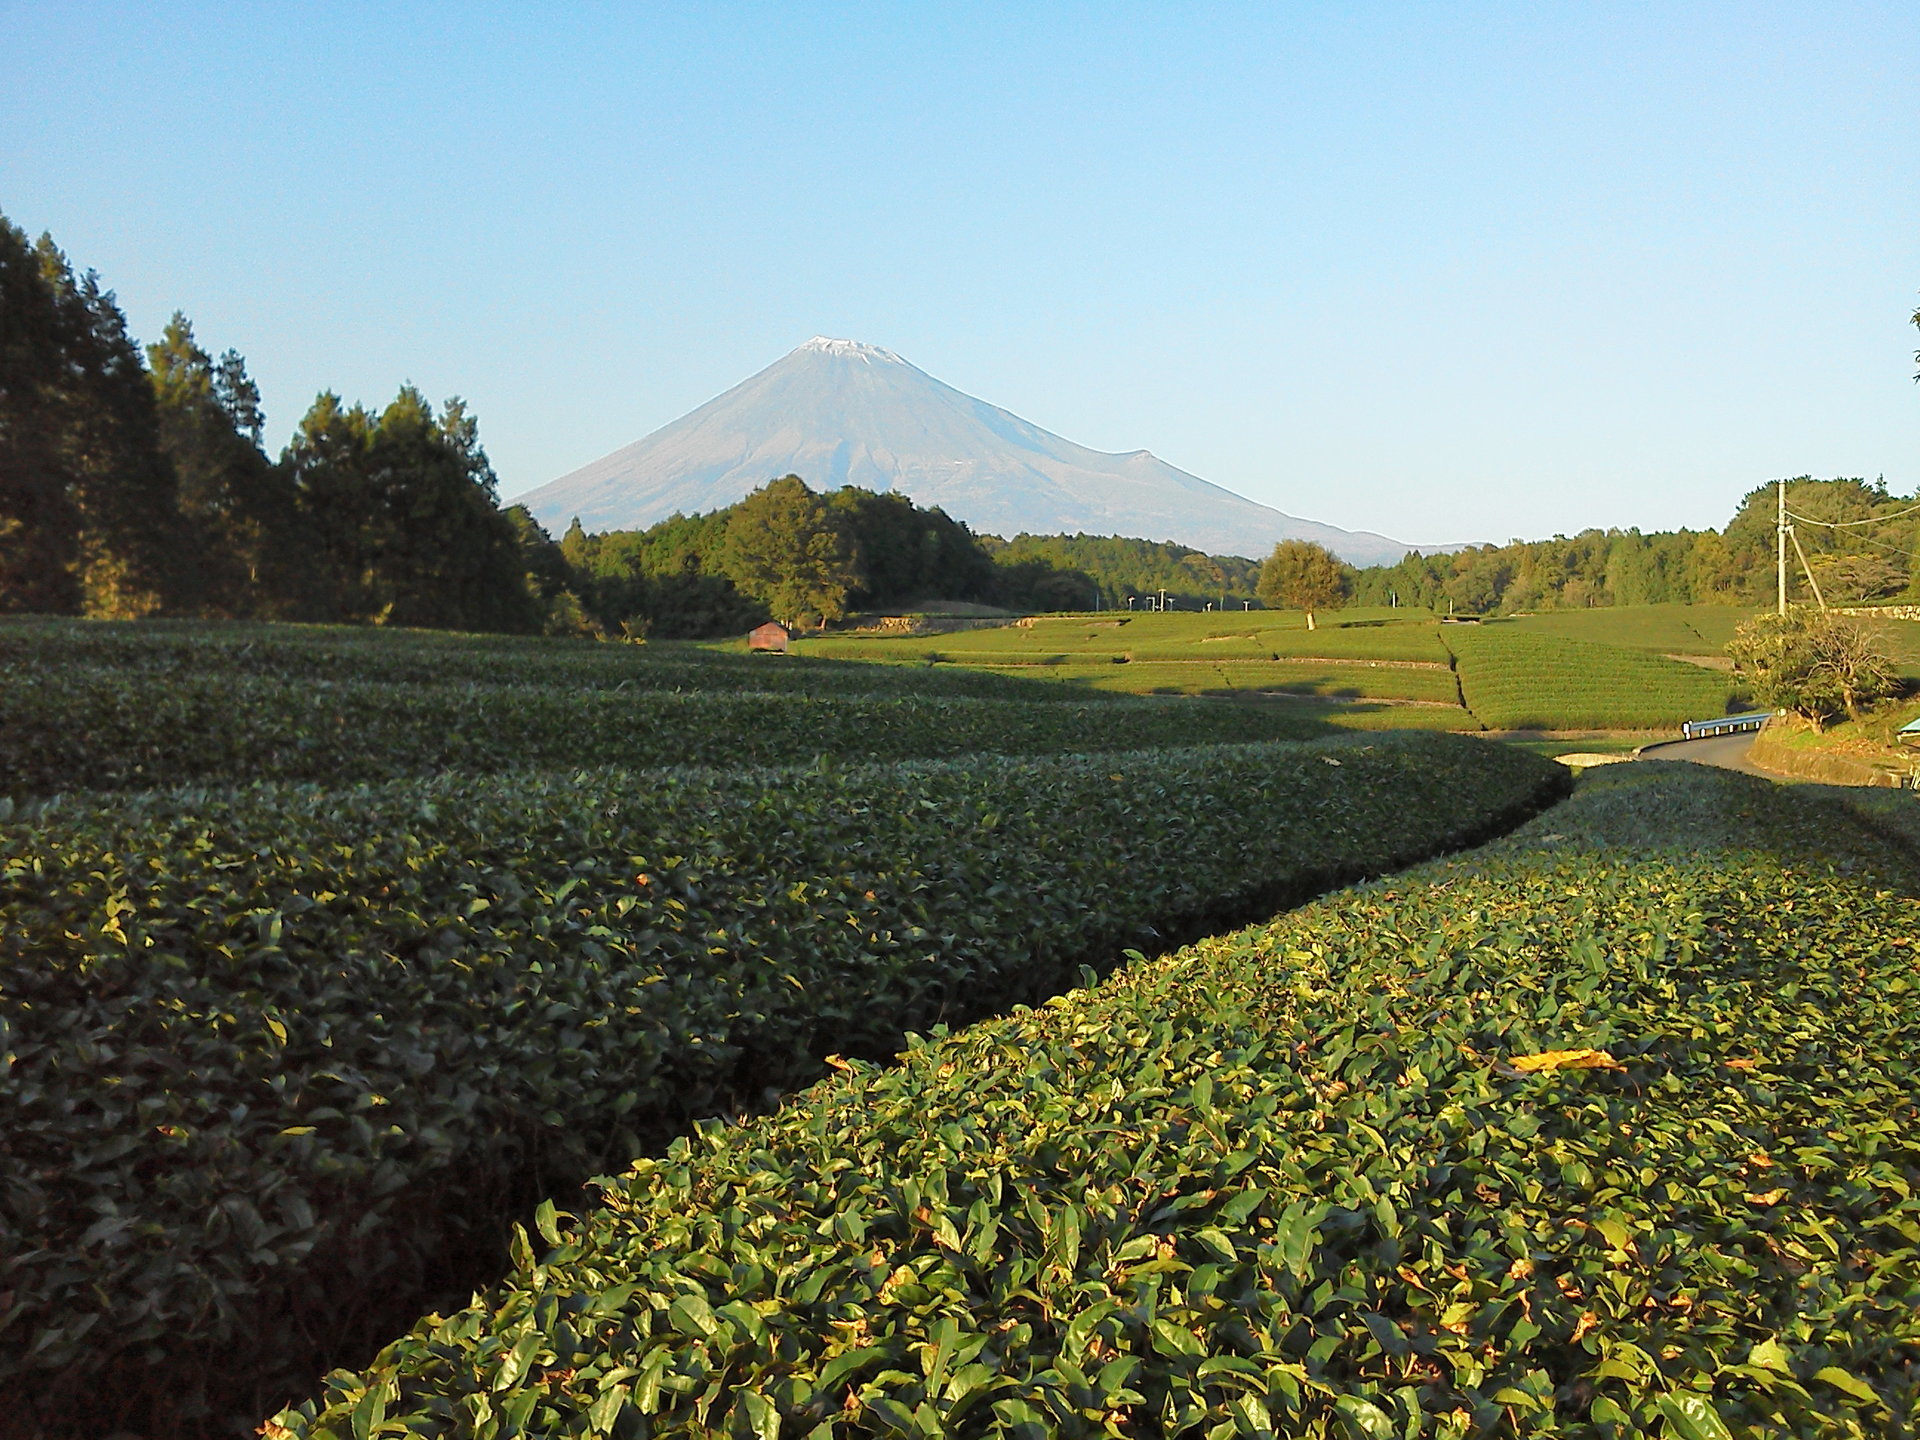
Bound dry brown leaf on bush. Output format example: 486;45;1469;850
1505;1048;1626;1073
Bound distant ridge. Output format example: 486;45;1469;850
514;338;1446;565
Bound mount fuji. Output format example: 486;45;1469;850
514;338;1429;565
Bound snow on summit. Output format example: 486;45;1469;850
799;337;903;362
514;340;1423;564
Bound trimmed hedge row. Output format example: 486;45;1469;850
0;618;1076;703
273;765;1920;1440
0;665;1332;797
1446;629;1740;731
1;732;1565;1437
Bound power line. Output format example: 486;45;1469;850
1785;499;1920;528
1824;529;1914;558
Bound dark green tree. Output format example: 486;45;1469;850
0;215;192;615
721;475;860;626
285;386;539;632
983;532;1262;610
147;314;311;616
504;504;599;636
0;215;84;612
826;488;995;608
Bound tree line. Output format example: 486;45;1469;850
1350;477;1920;616
1;213;547;630
555;498;1278;638
0;213;1273;638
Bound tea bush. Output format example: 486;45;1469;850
0;665;1331;797
0;618;1075;703
1;732;1563;1435
273;766;1920;1439
1446;629;1739;730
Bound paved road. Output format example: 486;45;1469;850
1635;732;1773;777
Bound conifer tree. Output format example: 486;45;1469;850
0;216;84;612
147;314;310;615
284;385;538;631
0;214;193;615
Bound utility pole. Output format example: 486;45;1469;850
1777;477;1788;617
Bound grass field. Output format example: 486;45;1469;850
799;607;1451;666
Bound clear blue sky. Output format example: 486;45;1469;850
4;2;1914;547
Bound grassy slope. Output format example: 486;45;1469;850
274;764;1920;1440
795;611;1470;728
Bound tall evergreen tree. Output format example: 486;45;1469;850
31;235;192;616
0;215;83;612
0;214;193;615
284;386;539;631
147;314;310;616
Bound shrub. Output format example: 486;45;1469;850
269;765;1920;1440
1726;608;1899;725
1;733;1564;1437
0;665;1334;797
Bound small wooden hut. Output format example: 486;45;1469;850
748;621;791;653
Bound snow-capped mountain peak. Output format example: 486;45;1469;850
513;341;1432;564
799;337;902;363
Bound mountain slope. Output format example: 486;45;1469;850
513;338;1434;564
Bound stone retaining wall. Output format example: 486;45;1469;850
1837;605;1920;621
1749;726;1911;787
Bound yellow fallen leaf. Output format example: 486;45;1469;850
1507;1048;1626;1073
1725;1057;1759;1071
1746;1188;1788;1207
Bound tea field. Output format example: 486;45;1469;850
1442;630;1741;731
789;607;1757;732
272;763;1920;1440
0;616;1573;1438
0;619;1348;797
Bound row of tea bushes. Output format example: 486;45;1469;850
0;618;1073;704
0;664;1330;797
272;765;1920;1440
1;733;1565;1436
1445;628;1740;731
